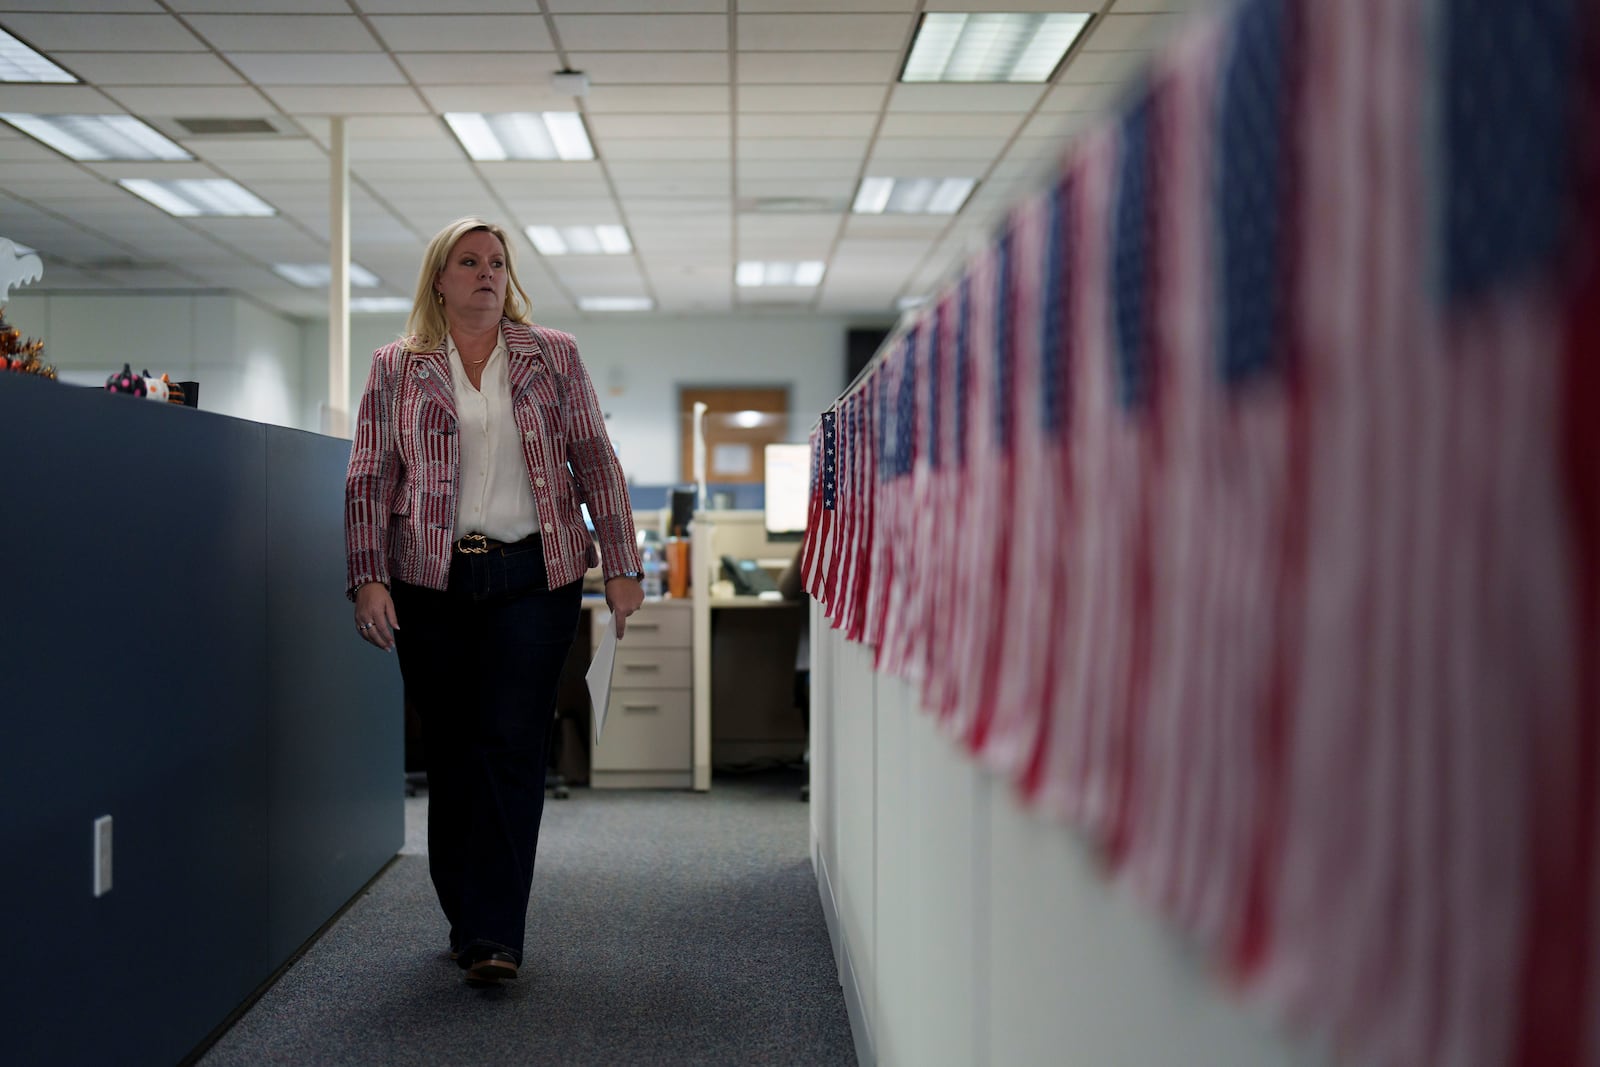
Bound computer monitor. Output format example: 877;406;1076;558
763;442;810;541
668;487;695;536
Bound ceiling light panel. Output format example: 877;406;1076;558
525;225;632;256
444;112;594;161
274;263;381;288
852;176;976;215
903;13;1092;83
736;261;826;288
1;113;190;161
0;29;76;83
119;178;276;217
578;297;653;312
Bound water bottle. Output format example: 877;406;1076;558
640;542;663;598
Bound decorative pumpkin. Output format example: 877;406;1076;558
105;363;146;397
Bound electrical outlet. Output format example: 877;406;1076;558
93;815;112;897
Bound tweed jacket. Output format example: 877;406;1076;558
344;318;640;599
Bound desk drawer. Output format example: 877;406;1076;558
592;688;691;772
612;602;690;649
613;647;691;690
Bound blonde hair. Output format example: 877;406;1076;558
403;216;533;352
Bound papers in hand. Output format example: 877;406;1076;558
586;609;620;746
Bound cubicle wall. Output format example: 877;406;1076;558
0;376;402;1066
810;613;1336;1067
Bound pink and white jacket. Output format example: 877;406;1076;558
344;318;640;598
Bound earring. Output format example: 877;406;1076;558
435;291;444;306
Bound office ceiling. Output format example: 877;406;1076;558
0;0;1210;319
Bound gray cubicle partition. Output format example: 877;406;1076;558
0;375;402;1065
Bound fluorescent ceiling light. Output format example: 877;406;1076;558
349;297;412;313
736;261;826;288
853;177;976;215
730;409;765;429
444;112;594;161
902;12;1091;83
119;178;274;217
0;29;76;83
578;296;653;312
525;224;631;256
2;113;189;160
274;263;380;288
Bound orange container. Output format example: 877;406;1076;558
666;538;690;598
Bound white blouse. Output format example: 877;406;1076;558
447;328;541;543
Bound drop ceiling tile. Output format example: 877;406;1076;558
850;158;987;179
581;86;729;113
49;52;244;86
354;161;478;182
396;53;561;85
599;138;730;161
870;137;1010;161
737;177;855;201
568;52;729;84
356;0;533;10
588;113;729;139
0;134;65;162
1038;82;1124;112
100;85;279;115
214;160;340;180
0;14;207;51
227;53;407;85
738;137;868;160
183;15;380;51
610;176;729;197
415;85;577;113
621;198;728;218
886;84;1046;113
502;199;621;221
183;138;326;162
605;160;728;180
0;85;125;113
368;16;554;52
548;0;726;10
1;0;162;10
1083;13;1169;51
876;112;1023;138
735;52;899;84
551;15;728;51
831;237;934;260
260;86;429;114
843;215;951;239
1060;50;1149;84
738;0;915;10
310;116;445;139
78;159;218;181
550;259;645;287
736;113;875;138
737;158;860;179
167;0;354;10
1017;111;1097;141
737;14;909;50
735;84;884;112
473;160;605;182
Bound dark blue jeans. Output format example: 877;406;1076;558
392;535;582;967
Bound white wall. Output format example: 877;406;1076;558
5;292;311;431
308;312;889;483
812;617;1343;1067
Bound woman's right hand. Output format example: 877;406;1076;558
354;582;399;651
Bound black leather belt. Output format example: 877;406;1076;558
453;532;540;556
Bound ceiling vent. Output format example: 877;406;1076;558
174;117;281;136
739;196;841;215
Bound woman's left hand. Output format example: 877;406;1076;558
604;575;645;637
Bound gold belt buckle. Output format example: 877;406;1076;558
458;533;489;555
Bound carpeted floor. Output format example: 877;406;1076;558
198;769;855;1067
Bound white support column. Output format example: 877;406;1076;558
326;116;351;438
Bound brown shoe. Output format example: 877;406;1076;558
465;951;518;986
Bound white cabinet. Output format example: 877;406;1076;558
590;599;693;789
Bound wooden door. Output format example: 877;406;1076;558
679;386;790;485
